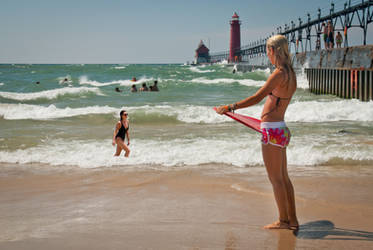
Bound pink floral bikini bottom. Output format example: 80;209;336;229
261;121;291;148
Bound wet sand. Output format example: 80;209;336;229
0;163;373;249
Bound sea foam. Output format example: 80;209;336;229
189;66;216;73
0;87;102;101
287;99;373;122
0;103;117;120
191;77;266;86
79;76;154;87
0;135;371;168
1;100;372;122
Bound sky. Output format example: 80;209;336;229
1;0;372;63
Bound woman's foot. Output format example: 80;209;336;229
263;220;290;230
288;220;299;231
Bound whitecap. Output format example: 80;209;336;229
189;66;216;73
0;103;118;120
0;134;371;168
0;87;102;101
79;76;154;87
191;77;265;86
286;99;373;122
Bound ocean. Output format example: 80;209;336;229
0;63;372;170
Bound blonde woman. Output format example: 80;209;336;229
216;35;298;230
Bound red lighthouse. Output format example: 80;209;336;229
229;12;241;62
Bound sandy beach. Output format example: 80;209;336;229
0;163;372;249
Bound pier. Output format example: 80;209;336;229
207;0;373;101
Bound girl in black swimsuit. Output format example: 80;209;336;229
112;110;130;157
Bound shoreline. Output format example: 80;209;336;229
0;163;373;249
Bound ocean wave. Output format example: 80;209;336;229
0;137;261;168
1;99;371;122
189;66;216;73
0;83;4;86
113;66;126;70
0;103;117;120
253;68;271;75
191;77;265;86
0;135;371;168
287;99;373;122
296;69;310;89
0;87;102;101
79;76;154;87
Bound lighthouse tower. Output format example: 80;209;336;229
229;12;241;63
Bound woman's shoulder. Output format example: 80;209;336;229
273;68;287;81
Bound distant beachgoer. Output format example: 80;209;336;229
115;87;122;92
112;110;130;157
36;81;40;84
139;83;149;91
131;77;137;82
63;78;68;82
151;80;159;91
216;35;298;230
315;38;321;51
131;84;137;92
322;22;328;49
336;32;343;48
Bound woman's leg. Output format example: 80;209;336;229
114;141;122;156
262;144;289;229
281;150;298;228
116;138;130;157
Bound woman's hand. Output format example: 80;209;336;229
127;140;130;146
112;139;116;146
215;105;229;115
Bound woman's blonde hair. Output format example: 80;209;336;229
266;35;295;83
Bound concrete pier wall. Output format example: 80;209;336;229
293;45;373;69
232;45;373;101
234;45;373;72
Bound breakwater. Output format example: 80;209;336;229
305;68;373;101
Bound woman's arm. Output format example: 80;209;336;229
216;69;286;114
126;122;130;146
112;122;120;146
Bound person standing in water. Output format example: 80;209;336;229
139;83;149;91
130;84;137;92
112;110;130;157
216;35;298;230
151;80;159;91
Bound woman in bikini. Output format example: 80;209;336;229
216;35;299;230
112;110;130;157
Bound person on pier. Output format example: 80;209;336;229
327;20;334;49
322;23;328;49
336;32;343;48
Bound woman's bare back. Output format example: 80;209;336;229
261;69;297;122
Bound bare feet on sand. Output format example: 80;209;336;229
264;220;290;230
288;220;299;231
264;220;299;230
